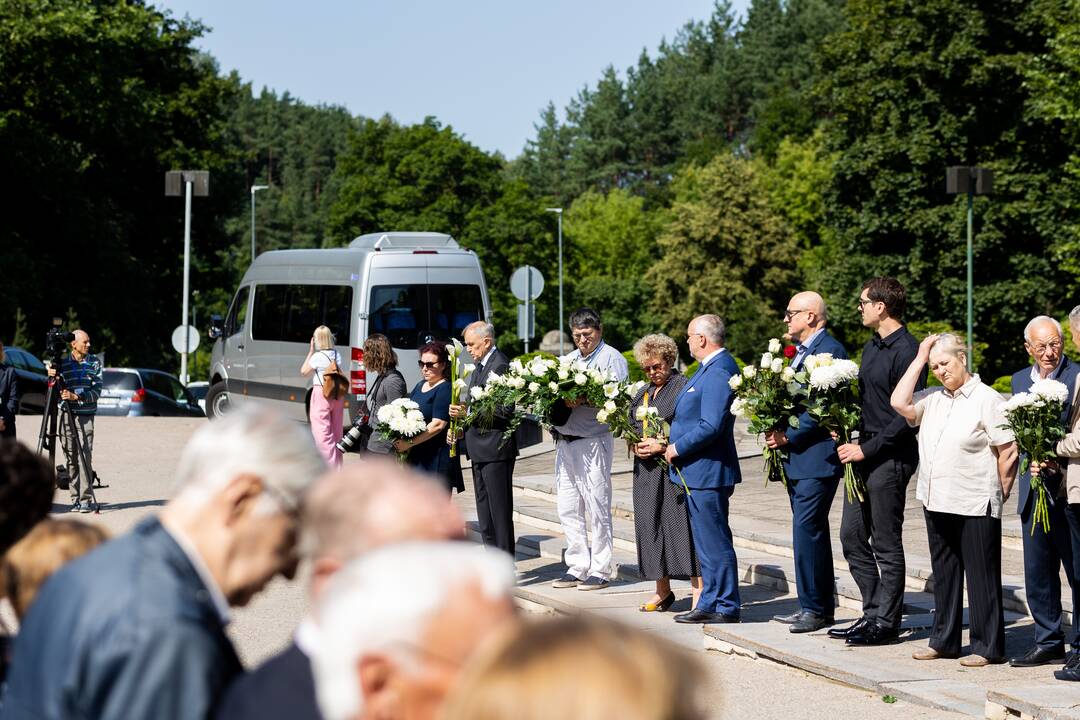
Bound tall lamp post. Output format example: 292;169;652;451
545;207;564;356
945;166;993;371
166;170;209;385
250;184;269;262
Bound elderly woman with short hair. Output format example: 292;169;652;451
629;334;701;612
891;333;1018;666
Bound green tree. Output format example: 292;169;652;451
647;154;797;359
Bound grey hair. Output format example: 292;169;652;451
311;542;516;720
173;405;326;516
1070;305;1080;330
464;321;494;339
929;333;967;362
1024;315;1063;343
633;334;679;368
692;315;726;346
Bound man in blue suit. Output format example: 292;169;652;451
664;314;742;624
1008;315;1080;669
765;291;847;633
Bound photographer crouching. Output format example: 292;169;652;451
46;330;102;513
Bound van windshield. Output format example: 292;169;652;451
369;285;483;349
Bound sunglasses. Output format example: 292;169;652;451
642;363;666;373
418;360;443;369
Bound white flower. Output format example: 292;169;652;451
463;364;475;375
574;373;587;385
572;359;587;373
509;359;524;374
596;409;609;423
453;378;467;391
635;405;649;421
528;382;540;393
1031;379;1069;404
470;386;486;400
728;374;743;390
557;369;570;380
630;381;647;395
603;383;619;399
730;397;748;418
528;359;549;377
548;381;559;392
760;352;774;369
803;353;834;373
488;373;503;385
587;369;604;383
808;359;859;391
603;400;617;413
509;376;527;390
742;365;756;378
768;338;782;354
771;358;783;373
782;366;796;382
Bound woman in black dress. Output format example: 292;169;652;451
394;341;464;494
629;334;700;612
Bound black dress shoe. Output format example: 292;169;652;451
1055;661;1080;681
846;622;901;646
1010;645;1066;668
674;608;740;624
789;611;833;633
772;610;803;624
827;617;869;639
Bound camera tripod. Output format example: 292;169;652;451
36;374;99;513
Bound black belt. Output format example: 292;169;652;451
553;430;585;443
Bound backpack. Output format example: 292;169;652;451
321;351;349;400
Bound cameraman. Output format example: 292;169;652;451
47;329;102;512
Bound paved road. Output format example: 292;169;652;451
8;417;960;719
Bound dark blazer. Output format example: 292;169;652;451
783;330;848;481
1;518;242;720
0;364;17;438
215;642;319;720
1011;357;1080;519
463;348;517;463
669;350;741;490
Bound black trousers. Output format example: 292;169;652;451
1020;493;1079;651
924;508;1005;660
472;459;515;555
839;457;913;629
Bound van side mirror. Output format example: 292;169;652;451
208;314;223;340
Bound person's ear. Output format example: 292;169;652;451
358;655;396;714
220;473;265;525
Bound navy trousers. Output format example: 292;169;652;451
687;486;740;617
1021;497;1079;651
788;475;840;617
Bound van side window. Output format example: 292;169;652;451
226;287;250;337
252;285;288;341
253;284;354;344
430;285;483;339
369;285;482;349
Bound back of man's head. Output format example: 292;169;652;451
0;440;56;556
303;459;464;595
312;541;516;720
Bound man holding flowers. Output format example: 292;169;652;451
549;308;629;591
833;278;925;647
449;321;517;555
1007;315;1080;670
765;291;847;633
663;314;742;624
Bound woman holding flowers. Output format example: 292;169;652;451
398;341;464;494
628;334;701;612
891;333;1018;666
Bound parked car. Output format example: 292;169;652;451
186;381;209;413
1;346;48;414
98;369;204;417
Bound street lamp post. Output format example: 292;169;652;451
250;185;269;262
545;207;564;356
945;166;993;371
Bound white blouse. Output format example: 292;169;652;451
909;375;1014;519
309;349;344;389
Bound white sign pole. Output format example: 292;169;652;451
524;269;532;353
180;180;192;385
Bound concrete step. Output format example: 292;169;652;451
985;686;1080;719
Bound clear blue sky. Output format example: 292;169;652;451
157;0;751;159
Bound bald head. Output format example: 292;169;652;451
785;291;827;344
70;329;91;359
791;292;826;318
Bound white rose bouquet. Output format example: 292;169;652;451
375;398;428;462
800;353;864;503
1000;378;1070;534
729;338;799;486
446;339;474;458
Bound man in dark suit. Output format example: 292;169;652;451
449;321;517;554
1008;315;1080;668
216;460;465;720
1;408;325;720
664;314;742;624
765;291;847;633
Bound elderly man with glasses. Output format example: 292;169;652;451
1007;315;1080;670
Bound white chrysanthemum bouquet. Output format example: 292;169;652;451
446;339;475;458
729;338;799;486
375;398;428;461
800;353;864;503
1000;378;1070;534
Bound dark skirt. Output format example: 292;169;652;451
633;455;700;580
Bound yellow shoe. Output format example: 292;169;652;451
639;593;675;612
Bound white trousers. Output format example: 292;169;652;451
555;434;614;580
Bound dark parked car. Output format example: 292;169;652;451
98;368;204;418
2;346;48;414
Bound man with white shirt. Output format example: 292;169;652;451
550;308;629;590
216;459;465;720
1;407;325;720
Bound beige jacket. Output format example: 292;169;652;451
1058;381;1080;504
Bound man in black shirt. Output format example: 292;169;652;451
831;277;926;646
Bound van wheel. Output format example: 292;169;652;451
206;382;230;419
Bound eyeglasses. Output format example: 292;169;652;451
571;331;597;341
856;298;878;307
1028;341;1063;355
642;363;666;373
783;309;811;322
418;360;442;369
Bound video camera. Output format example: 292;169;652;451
45;318;75;367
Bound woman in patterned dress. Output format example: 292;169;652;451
629;334;701;612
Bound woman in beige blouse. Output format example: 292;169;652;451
891;333;1018;666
